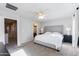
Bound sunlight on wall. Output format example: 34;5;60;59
66;27;71;35
72;13;78;48
32;21;41;35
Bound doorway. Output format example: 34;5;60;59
32;22;38;38
33;25;37;37
4;18;17;46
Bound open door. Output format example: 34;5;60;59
4;18;17;46
32;22;38;38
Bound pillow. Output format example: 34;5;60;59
52;32;62;35
44;32;52;35
52;32;63;38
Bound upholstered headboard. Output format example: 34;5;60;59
44;25;64;34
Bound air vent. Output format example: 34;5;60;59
6;3;18;11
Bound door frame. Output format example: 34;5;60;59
4;18;17;46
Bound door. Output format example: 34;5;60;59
4;18;17;45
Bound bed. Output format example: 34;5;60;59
34;25;64;51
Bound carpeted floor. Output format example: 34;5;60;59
7;41;79;56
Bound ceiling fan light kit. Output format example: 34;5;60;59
36;11;45;19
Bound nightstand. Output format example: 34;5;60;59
78;37;79;46
63;35;72;43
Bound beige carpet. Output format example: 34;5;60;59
7;41;79;56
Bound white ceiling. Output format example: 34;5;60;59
0;3;79;21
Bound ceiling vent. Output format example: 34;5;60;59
6;3;18;11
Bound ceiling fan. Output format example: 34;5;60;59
35;10;45;19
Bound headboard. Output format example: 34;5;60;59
44;25;64;34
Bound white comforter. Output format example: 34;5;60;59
34;32;63;50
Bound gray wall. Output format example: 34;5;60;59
41;17;72;35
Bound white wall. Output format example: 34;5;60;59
0;16;5;44
78;11;79;37
18;18;33;46
72;13;78;48
42;17;72;35
0;10;33;46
